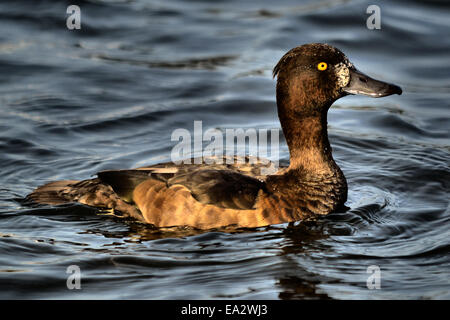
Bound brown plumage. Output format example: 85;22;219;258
27;43;402;229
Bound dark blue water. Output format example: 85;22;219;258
0;0;449;299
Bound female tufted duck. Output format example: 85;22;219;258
28;43;402;229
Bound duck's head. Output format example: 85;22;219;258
273;43;402;116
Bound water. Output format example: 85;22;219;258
0;0;449;299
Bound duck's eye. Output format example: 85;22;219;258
317;62;328;71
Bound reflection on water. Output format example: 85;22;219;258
0;0;449;299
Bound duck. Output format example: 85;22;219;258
27;43;402;229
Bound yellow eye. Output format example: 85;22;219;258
317;62;328;71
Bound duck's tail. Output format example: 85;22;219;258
26;180;81;205
26;178;146;222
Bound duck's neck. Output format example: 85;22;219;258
269;102;347;214
278;107;336;175
267;104;347;216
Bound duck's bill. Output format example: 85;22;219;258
343;68;402;97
